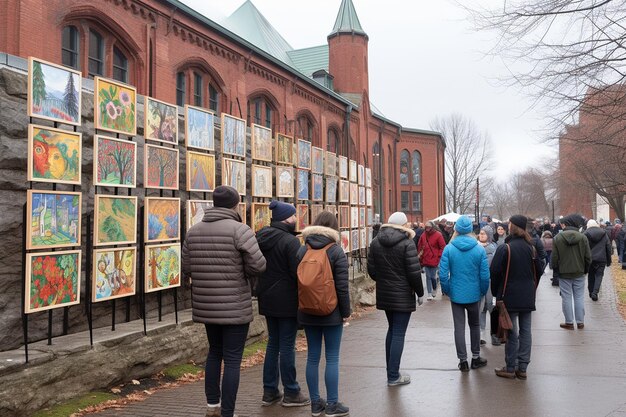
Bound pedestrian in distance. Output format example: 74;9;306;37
583;220;612;301
417;220;446;300
439;215;490;372
495;223;508;247
368;212;424;386
182;185;267;417
541;231;554;273
477;225;496;346
618;223;626;264
255;201;310;408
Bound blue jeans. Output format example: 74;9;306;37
424;266;438;295
304;324;343;404
384;311;412;381
204;323;250;417
560;276;586;324
262;316;301;395
505;312;532;372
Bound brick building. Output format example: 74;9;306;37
1;0;446;222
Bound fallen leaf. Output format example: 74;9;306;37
131;379;140;385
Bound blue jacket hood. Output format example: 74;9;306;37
451;235;479;252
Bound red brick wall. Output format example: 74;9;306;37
328;33;369;95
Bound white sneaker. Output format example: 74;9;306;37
427;295;434;301
430;292;436;299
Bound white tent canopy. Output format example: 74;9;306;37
432;212;461;222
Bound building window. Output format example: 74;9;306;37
327;128;340;153
176;66;223;111
412;192;422;212
248;95;275;129
112;46;128;83
193;72;203;106
412;151;421;185
176;72;186;107
62;26;79;69
401;191;409;211
265;103;272;128
296;112;317;145
387;145;393;183
88;29;104;78
209;84;219;113
400;149;410;185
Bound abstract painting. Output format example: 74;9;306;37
25;250;81;314
222;157;246;195
312;173;324;201
351;206;359;229
339;206;350;229
326;177;338;203
185;105;214;151
365;167;372;187
350;183;359;205
252;203;271;232
186;151;215;192
92;247;136;302
276;133;294;165
94;195;138;246
28;57;81;125
325;205;338;217
251;124;273;162
237;203;247;224
360;228;367;249
359;207;366;227
325;152;337;177
351;229;360;252
310;204;324;223
367;227;373;244
276;166;294;198
145;197;180;244
221;113;246;157
349;160;358;183
252;165;273;198
297;169;309;200
312;147;324;174
358;164;365;186
339;180;350;203
340;231;350;253
28;124;82;185
145;243;181;293
94;76;137;135
145;97;178;144
367;208;374;226
186;200;213;230
144;144;179;190
26;190;81;250
94;135;136;187
366;188;373;206
297;139;311;170
297;204;309;232
359;186;366;205
339;156;348;179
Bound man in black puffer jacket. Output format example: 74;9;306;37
584;219;612;301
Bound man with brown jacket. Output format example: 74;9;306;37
182;185;266;417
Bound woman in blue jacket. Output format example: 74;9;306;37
439;215;490;372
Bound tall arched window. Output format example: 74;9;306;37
62;26;80;69
175;63;223;113
400;149;410;185
327;127;340;153
247;94;276;129
112;46;128;83
176;72;186;106
87;29;104;78
296;111;318;146
412;151;421;185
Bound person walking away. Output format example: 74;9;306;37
541;231;554;274
490;215;543;379
551;214;591;330
477;226;496;345
583;220;612;301
297;212;351;417
182;186;267;417
618;223;626;264
439;215;490;372
417;220;446;300
255;201;310;407
368;212;424;385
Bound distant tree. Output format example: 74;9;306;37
32;61;46;106
64;72;79;120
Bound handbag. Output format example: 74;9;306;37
496;244;513;342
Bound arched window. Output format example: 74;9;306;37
247;94;276;129
372;142;380;182
88;29;104;78
62;26;79;69
327;127;340;153
193;72;203;106
400;149;410;185
112;46;128;83
412;151;421;185
176;72;186;106
387;145;393;181
209;84;219;113
296;112;318;146
175;63;223;113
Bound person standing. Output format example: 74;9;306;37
417;220;446;299
495;224;508;247
182;186;267;417
255;201;309;407
438;218;451;244
477;226;496;345
541;231;554;273
413;222;425;248
439;215;490;372
618;224;626;264
583;220;612;301
368;212;424;386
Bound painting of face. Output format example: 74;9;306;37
28;125;82;185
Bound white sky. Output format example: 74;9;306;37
179;0;554;177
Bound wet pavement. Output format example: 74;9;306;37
93;268;626;417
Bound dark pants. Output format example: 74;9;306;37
384;310;412;381
262;316;300;395
204;323;250;417
490;306;499;336
505;312;532;372
588;262;606;296
451;301;481;361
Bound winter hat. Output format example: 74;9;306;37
213;185;240;208
615;218;621;224
269;200;296;222
561;214;584;228
587;219;600;229
509;214;527;230
481;225;494;243
388;212;408;226
454;215;473;234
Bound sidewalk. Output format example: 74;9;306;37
93;268;626;417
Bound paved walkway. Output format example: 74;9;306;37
93;268;626;417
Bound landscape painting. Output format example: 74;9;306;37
252;165;273;198
186;151;215;192
276;166;294;198
339;206;350;229
221;113;246;157
222;157;246;195
94;195;138;246
28;57;81;125
145;197;180;244
94;76;137;135
325;152;337;177
187;200;213;230
94;135;136;187
310;204;324;223
25;250;81;314
145;244;181;293
349;160;358;183
312;173;324;201
92;247;136;302
297;139;311;170
296;204;309;232
326;177;338;203
340;231;350;253
339;180;350;203
251;124;273;162
26;190;81;250
144;144;179;190
252;203;271;232
28;124;82;185
297;169;309;200
185;105;214;151
145;97;178;144
276;134;294;165
339;156;348;179
312;147;324;174
351;206;359;228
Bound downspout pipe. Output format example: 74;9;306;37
345;104;352;159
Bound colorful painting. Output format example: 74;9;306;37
312;147;324;174
297;139;312;170
359;207;366;227
92;247;136;302
251;124;273;162
26;190;81;250
252;165;273;198
365;167;372;187
359;186;366;205
367;208;374;226
360;228;367;249
276;134;294;165
297;169;309;200
350;183;359;205
186;151;215;192
349;160;358;183
145;244;181;293
276;166;294;198
185;105;214;151
358;164;365;186
144;144;179;190
366;188;373;206
339;180;350;203
325;205;338;217
145;97;178;144
351;206;359;229
187;200;213;230
367;227;373;245
326;177;338;203
237;203;247;224
221;113;246;157
28;57;81;125
94;76;137;135
339;156;348;179
222;157;246;195
325;152;337;177
311;204;324;223
94;195;138;246
340;231;350;253
297;204;309;232
252;203;271;232
312;174;324;201
339;206;350;229
28;124;82;185
145;197;180;244
25;250;81;314
351;229;360;251
94;135;136;187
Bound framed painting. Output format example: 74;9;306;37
339;180;350;203
297;169;309;201
221;113;246;157
28;124;82;185
145;197;181;244
367;208;374;226
28;57;81;126
187;200;213;230
340;231;350;253
222;157;246;195
94;195;138;246
360;228;367;249
339;156;348;179
145;243;181;293
276;166;294;198
359;186;366;206
339;205;350;229
237;203;247;224
326;177;337;203
26;190;81;250
325;205;338;217
296;204;309;232
25;249;81;314
311;146;324;174
297;139;312;170
367;227;373;245
358;164;365;186
145;97;178;144
366;188;373;206
365;167;372;187
359;207;366;227
252;164;273;198
350;183;359;205
351;206;359;229
251;123;273;162
92;247;136;303
144;144;179;190
186;151;215;192
325;152;337;177
310;204;324;223
185;105;214;151
251;203;271;232
349;160;358;183
94;135;136;188
351;229;360;252
94;76;137;135
312;174;324;201
276;133;294;165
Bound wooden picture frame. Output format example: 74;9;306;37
144;144;179;190
94;76;137;136
251;123;273;162
358;164;365;186
340;230;350;253
276;165;294;198
312;173;324;201
145;243;181;293
237;203;247;224
325;205;338;217
186;151;215;192
252;164;273;198
297;139;312;170
187;200;213;230
93;135;137;188
339;180;350;203
310;204;324;223
360;228;367;249
297;169;309;201
145;97;178;144
92;247;137;303
221;113;246;157
28;124;82;185
350;183;359;205
326;177;338;203
185;105;215;151
276;133;294;165
359;207;366;227
349;159;358;183
222;157;247;195
339;205;350;229
351;206;359;229
296;204;309;232
339;156;348;179
359;186;366;206
26;189;82;250
94;195;138;246
365;167;372;187
251;202;271;232
325;151;337;177
311;146;324;174
144;197;181;244
351;229;360;252
366;188;373;206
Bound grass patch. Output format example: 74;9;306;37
610;259;626;321
33;392;116;417
163;363;203;380
243;339;267;359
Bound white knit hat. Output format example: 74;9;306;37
587;219;600;229
388;212;408;226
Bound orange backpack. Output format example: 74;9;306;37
297;243;338;315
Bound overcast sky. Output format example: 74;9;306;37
179;0;553;177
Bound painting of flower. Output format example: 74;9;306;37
252;124;273;162
95;77;137;135
186;151;215;192
221;113;246;157
25;250;81;313
145;97;178;144
94;135;136;187
185;105;214;151
145;244;181;293
145;144;179;190
28;58;81;126
26;190;81;250
145;197;180;244
28;124;82;185
94;195;138;246
92;247;136;302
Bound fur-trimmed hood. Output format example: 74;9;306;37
302;225;340;247
380;223;416;239
377;223;416;247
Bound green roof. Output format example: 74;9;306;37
329;0;367;37
286;45;329;77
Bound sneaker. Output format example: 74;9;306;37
388;373;411;386
471;357;488;369
560;323;575;330
205;403;220;417
311;398;327;417
282;391;311;407
430;292;436;298
577;323;584;329
491;335;501;346
262;390;282;406
480;339;486;346
426;295;434;301
458;360;470;372
326;402;350;417
494;366;515;379
515;370;527;380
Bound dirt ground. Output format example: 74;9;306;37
610;257;626;321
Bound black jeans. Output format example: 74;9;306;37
588;261;606;296
451;301;481;361
205;323;250;417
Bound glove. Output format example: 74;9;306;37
417;296;424;306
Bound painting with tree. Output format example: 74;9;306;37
222;157;246;195
312;147;324;174
252;165;273;198
94;77;137;136
276;134;294;165
297;169;309;200
221;113;246;157
297;139;312;170
145;97;178;144
94;195;138;246
25;250;81;314
144;144;179;190
145;197;181;244
94;135;136;187
251;124;273;162
185;105;214;151
92;247;136;302
186;151;215;192
26;190;81;250
28;124;82;185
187;200;213;230
145;244;181;293
252;203;271;232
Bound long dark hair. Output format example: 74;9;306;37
509;222;532;243
314;211;339;231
